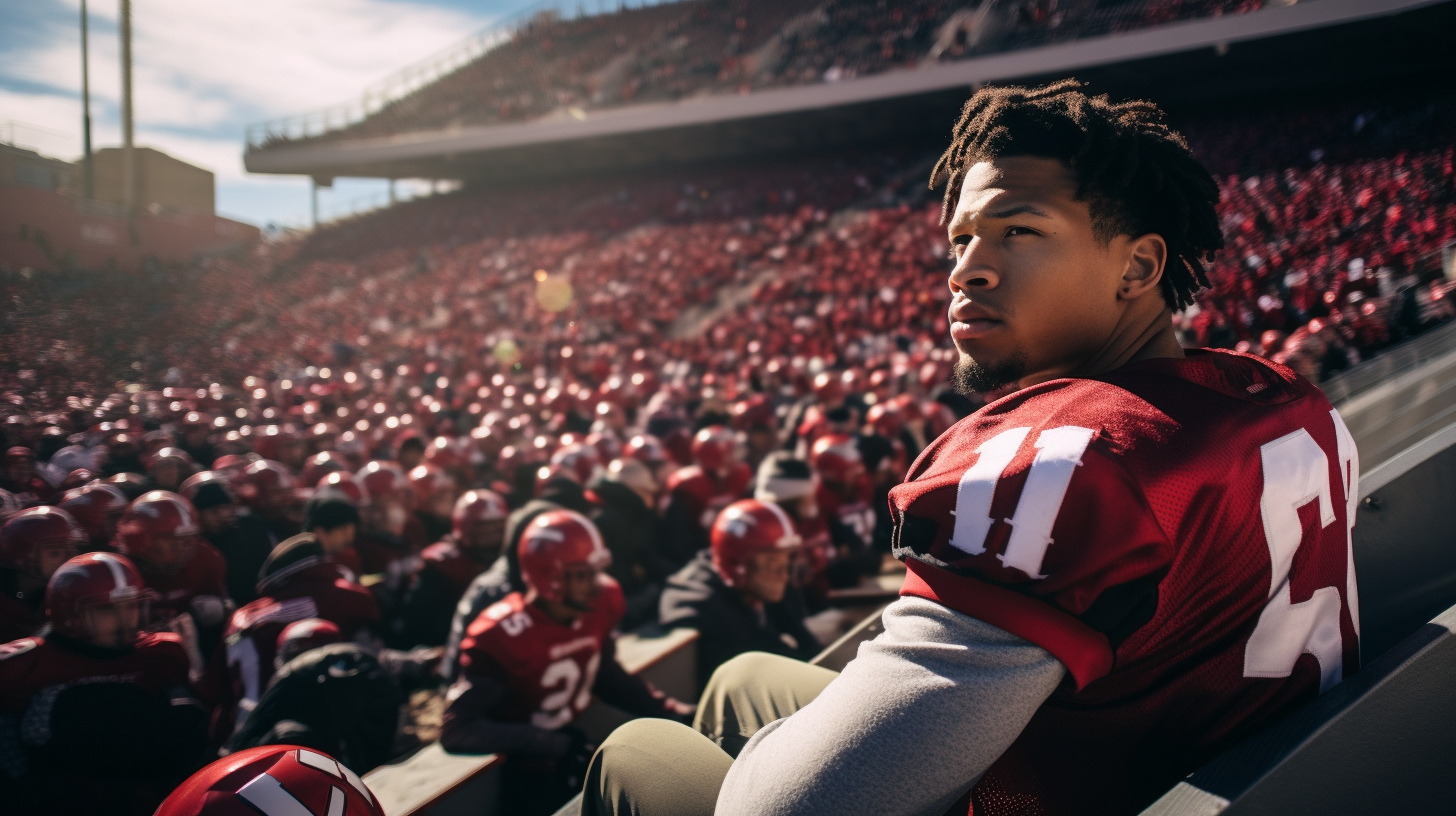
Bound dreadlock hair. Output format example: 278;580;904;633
929;79;1224;311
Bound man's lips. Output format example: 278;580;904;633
950;319;1002;341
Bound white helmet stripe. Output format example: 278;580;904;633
94;552;130;591
327;786;345;816
235;773;316;816
296;749;342;778
760;502;802;549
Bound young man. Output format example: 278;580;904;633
442;510;693;815
0;507;84;642
583;81;1360;816
659;499;819;689
385;488;509;648
0;552;207;815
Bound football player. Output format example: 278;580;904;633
114;491;230;622
660;426;753;565
583;81;1362;816
442;509;692;815
206;533;381;744
0;507;85;642
0;552;206;815
57;482;129;551
181;470;274;605
660;499;819;689
384;488;509;648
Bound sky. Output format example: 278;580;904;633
0;0;560;228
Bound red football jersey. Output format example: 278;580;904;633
0;632;190;714
890;350;1359;816
140;540;229;620
455;577;625;729
207;563;381;737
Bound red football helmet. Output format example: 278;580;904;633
811;434;865;487
317;471;368;506
180;470;238;505
212;453;256;478
424;435;468;472
0;487;23;524
622;434;668;467
60;468;95;491
252;424;302;464
864;401;904;440
298;451;348;487
408;463;456;512
236;460;297;510
452;489;508;538
356;461;408;506
550;443;602;485
154;745;384;816
146;446;195;472
58;483;129;546
517;509;611;604
0;506;85;578
691;425;738;474
710;499;802;587
275;618;343;666
46;551;155;641
115;490;202;568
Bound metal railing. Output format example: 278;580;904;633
244;0;689;149
1322;318;1456;407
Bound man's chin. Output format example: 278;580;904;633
952;352;1028;395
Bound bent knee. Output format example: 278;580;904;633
601;717;698;753
705;651;799;695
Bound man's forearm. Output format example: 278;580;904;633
716;597;1066;816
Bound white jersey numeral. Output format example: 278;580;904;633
531;651;601;730
949;425;1095;579
1244;411;1358;692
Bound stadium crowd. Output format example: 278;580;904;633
0;90;1454;814
280;0;1269;143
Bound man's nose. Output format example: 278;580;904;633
949;238;1001;293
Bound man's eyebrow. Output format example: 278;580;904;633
982;203;1052;220
948;203;1054;236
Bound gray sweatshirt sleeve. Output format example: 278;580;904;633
715;596;1066;816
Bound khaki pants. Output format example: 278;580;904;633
582;652;839;816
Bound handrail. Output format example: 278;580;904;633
244;0;689;149
1322;316;1456;407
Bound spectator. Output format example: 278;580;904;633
591;457;674;629
659;499;820;689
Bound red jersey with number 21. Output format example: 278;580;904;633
457;576;625;729
890;349;1359;816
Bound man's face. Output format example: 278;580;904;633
946;156;1138;393
462;518;506;562
35;540;78;580
86;600;141;649
741;550;793;604
146;532;195;568
560;563;601;612
198;504;238;535
316;523;357;556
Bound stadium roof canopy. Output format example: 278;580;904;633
243;0;1452;185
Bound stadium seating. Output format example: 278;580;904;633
275;0;1270;144
1141;601;1456;815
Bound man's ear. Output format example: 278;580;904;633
1119;233;1168;301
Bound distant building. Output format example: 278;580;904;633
0;143;256;272
90;146;215;217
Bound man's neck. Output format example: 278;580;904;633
533;596;583;626
1028;304;1184;388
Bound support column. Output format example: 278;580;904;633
81;0;94;200
389;178;396;205
311;178;320;229
120;0;135;215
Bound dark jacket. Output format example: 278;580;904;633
226;643;401;774
591;481;674;628
204;510;274;605
659;551;820;689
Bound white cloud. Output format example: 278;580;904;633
17;0;489;124
1;0;495;225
